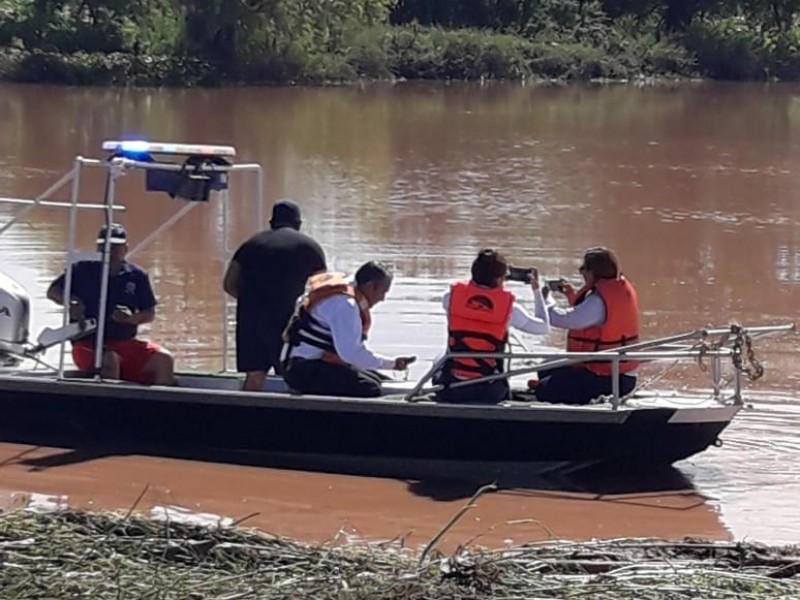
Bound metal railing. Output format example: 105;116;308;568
404;323;795;407
0;150;265;378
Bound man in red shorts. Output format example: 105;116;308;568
47;223;175;385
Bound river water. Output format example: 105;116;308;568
0;81;798;547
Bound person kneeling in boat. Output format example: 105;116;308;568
281;261;415;398
536;247;638;405
46;224;175;386
436;249;550;404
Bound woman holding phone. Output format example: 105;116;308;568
436;249;550;404
538;246;640;405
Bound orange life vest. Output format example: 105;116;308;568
445;280;514;380
566;276;640;376
283;272;371;364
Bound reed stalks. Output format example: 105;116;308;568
0;509;798;599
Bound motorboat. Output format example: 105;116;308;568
0;141;794;478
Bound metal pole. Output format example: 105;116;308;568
734;369;742;405
93;169;116;378
611;357;620;409
127;202;198;257
705;324;795;336
0;168;76;235
0;196;125;210
255;165;264;230
57;162;80;378
412;346;737;397
711;354;721;401
221;187;230;373
409;329;714;389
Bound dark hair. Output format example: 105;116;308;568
471;249;507;287
270;199;302;230
582;247;619;279
355;261;393;287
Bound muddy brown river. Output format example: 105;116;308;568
0;81;798;546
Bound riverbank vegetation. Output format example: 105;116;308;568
1;0;800;85
1;509;799;598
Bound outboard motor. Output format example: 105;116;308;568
0;271;31;361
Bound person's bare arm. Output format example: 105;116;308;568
47;280;86;320
223;260;241;298
112;306;155;326
135;307;156;325
46;280;66;305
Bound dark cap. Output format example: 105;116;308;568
270;199;301;228
96;223;127;245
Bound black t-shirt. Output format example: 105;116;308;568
52;260;157;340
233;227;327;322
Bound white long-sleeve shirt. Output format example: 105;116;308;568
546;292;606;330
286;294;395;370
442;286;550;334
546;291;637;376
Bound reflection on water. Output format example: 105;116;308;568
0;81;798;544
683;391;800;546
776;245;800;283
0;442;729;550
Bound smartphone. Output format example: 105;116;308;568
506;266;538;283
546;279;564;292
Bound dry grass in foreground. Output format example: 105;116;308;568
0;509;799;599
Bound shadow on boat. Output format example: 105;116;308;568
7;434;702;501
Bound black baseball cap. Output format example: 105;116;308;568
96;223;127;245
270;199;301;226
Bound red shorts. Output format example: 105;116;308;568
72;338;162;384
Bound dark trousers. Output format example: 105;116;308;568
535;366;637;405
435;378;510;405
283;358;385;398
235;319;284;375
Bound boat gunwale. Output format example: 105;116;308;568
0;370;742;425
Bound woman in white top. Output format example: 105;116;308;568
436;249;549;404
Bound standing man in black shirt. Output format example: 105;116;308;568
223;200;326;391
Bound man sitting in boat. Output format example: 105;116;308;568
46;224;175;385
281;262;416;397
436;249;550;404
536;246;639;404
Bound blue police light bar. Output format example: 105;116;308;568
102;140;237;158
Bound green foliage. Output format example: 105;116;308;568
641;37;696;75
769;27;800;78
391;0;539;30
304;53;358;83
385;27;533;80
526;41;614;79
344;26;392;79
129;0;183;55
481;34;532;79
0;0;799;84
684;17;769;80
6;48;210;84
384;25;444;79
740;0;800;32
